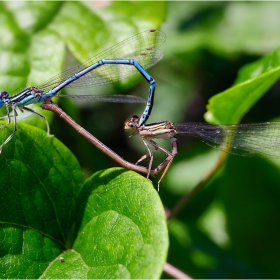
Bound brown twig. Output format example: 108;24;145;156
41;100;172;177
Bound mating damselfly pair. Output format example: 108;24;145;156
1;29;280;187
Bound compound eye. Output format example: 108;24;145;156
129;115;139;125
0;91;9;99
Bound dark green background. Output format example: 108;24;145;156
1;1;280;279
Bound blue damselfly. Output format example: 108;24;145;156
0;29;166;152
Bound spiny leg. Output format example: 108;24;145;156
157;137;178;190
0;105;53;153
137;137;155;180
136;145;158;165
0;103;11;129
141;137;175;182
148;139;173;157
22;106;51;136
0;106;17;153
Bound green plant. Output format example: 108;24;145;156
2;2;280;279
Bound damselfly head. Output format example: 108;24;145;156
0;91;9;107
124;115;140;133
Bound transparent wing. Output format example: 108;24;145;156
58;94;146;103
175;122;280;158
39;30;166;93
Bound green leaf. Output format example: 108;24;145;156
205;47;280;124
42;169;168;279
0;123;168;278
0;122;83;278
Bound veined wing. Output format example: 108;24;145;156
39;30;166;93
57;94;146;103
175;122;280;158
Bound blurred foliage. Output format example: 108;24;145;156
1;1;280;279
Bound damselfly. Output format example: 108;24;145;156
125;115;280;187
0;29;166;152
42;100;173;177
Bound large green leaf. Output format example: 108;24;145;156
0;123;82;278
0;123;168;279
205;47;280;124
43;169;168;279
